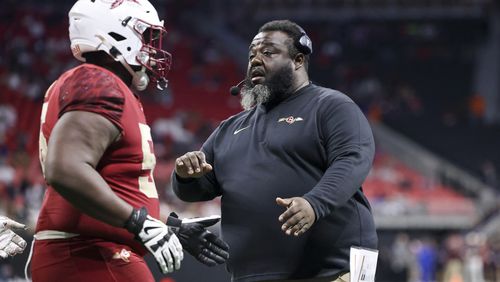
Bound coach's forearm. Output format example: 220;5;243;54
172;172;218;202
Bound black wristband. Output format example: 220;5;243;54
124;207;148;235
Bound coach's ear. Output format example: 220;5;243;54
293;53;305;70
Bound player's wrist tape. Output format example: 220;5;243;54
124;207;148;235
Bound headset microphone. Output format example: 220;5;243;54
229;79;247;96
230;86;240;96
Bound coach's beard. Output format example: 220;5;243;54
240;64;294;111
240;84;269;111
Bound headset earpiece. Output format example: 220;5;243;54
296;27;312;55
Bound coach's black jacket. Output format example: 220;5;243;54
172;84;377;282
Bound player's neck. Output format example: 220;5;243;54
83;52;133;86
99;62;133;86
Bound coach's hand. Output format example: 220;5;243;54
175;151;212;178
276;197;316;237
0;216;27;259
124;207;183;273
167;213;229;266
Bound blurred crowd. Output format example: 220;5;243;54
378;231;500;282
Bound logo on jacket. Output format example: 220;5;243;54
233;125;250;135
278;116;304;124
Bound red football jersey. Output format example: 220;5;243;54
36;64;159;255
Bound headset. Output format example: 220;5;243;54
296;26;313;55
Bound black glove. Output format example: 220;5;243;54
124;207;183;273
167;213;229;266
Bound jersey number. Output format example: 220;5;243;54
39;102;49;178
138;123;158;198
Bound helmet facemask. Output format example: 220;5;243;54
134;19;171;90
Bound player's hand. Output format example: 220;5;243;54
276;197;316;237
175;151;212;179
0;216;27;259
124;207;183;273
167;213;229;266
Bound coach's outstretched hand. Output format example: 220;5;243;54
0;216;27;259
124;207;183;274
276;197;316;237
167;213;229;266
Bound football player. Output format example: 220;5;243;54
31;0;228;281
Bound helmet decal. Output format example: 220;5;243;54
111;0;140;9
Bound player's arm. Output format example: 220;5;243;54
44;110;131;226
45;111;184;273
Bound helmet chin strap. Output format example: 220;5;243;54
95;35;149;91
